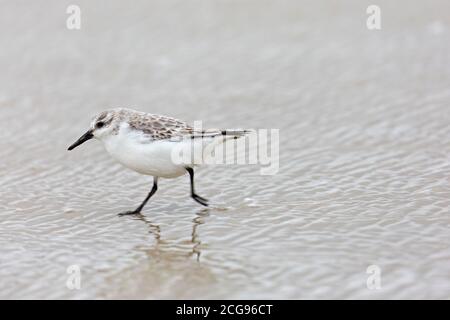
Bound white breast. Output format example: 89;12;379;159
100;125;187;178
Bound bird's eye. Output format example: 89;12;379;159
96;121;104;128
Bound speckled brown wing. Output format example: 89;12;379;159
125;110;250;142
127;112;193;141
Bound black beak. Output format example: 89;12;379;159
68;130;94;151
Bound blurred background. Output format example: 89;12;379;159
0;0;449;299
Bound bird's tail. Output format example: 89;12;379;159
220;129;253;140
179;128;253;166
189;128;252;140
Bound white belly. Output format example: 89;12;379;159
99;124;227;178
101;134;187;178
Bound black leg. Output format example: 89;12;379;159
119;177;158;216
186;167;208;207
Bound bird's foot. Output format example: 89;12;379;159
192;193;209;207
118;210;141;216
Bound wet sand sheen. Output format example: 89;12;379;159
0;0;450;299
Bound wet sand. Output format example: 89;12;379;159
0;0;449;299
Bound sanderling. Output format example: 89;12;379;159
68;108;249;215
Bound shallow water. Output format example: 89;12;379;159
0;0;449;299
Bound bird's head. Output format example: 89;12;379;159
68;110;119;150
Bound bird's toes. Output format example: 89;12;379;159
193;194;209;207
118;210;141;216
196;195;208;202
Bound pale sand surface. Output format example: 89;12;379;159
0;0;449;299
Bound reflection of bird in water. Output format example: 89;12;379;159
191;209;209;262
131;213;162;244
129;209;210;262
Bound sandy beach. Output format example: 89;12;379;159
0;0;449;299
